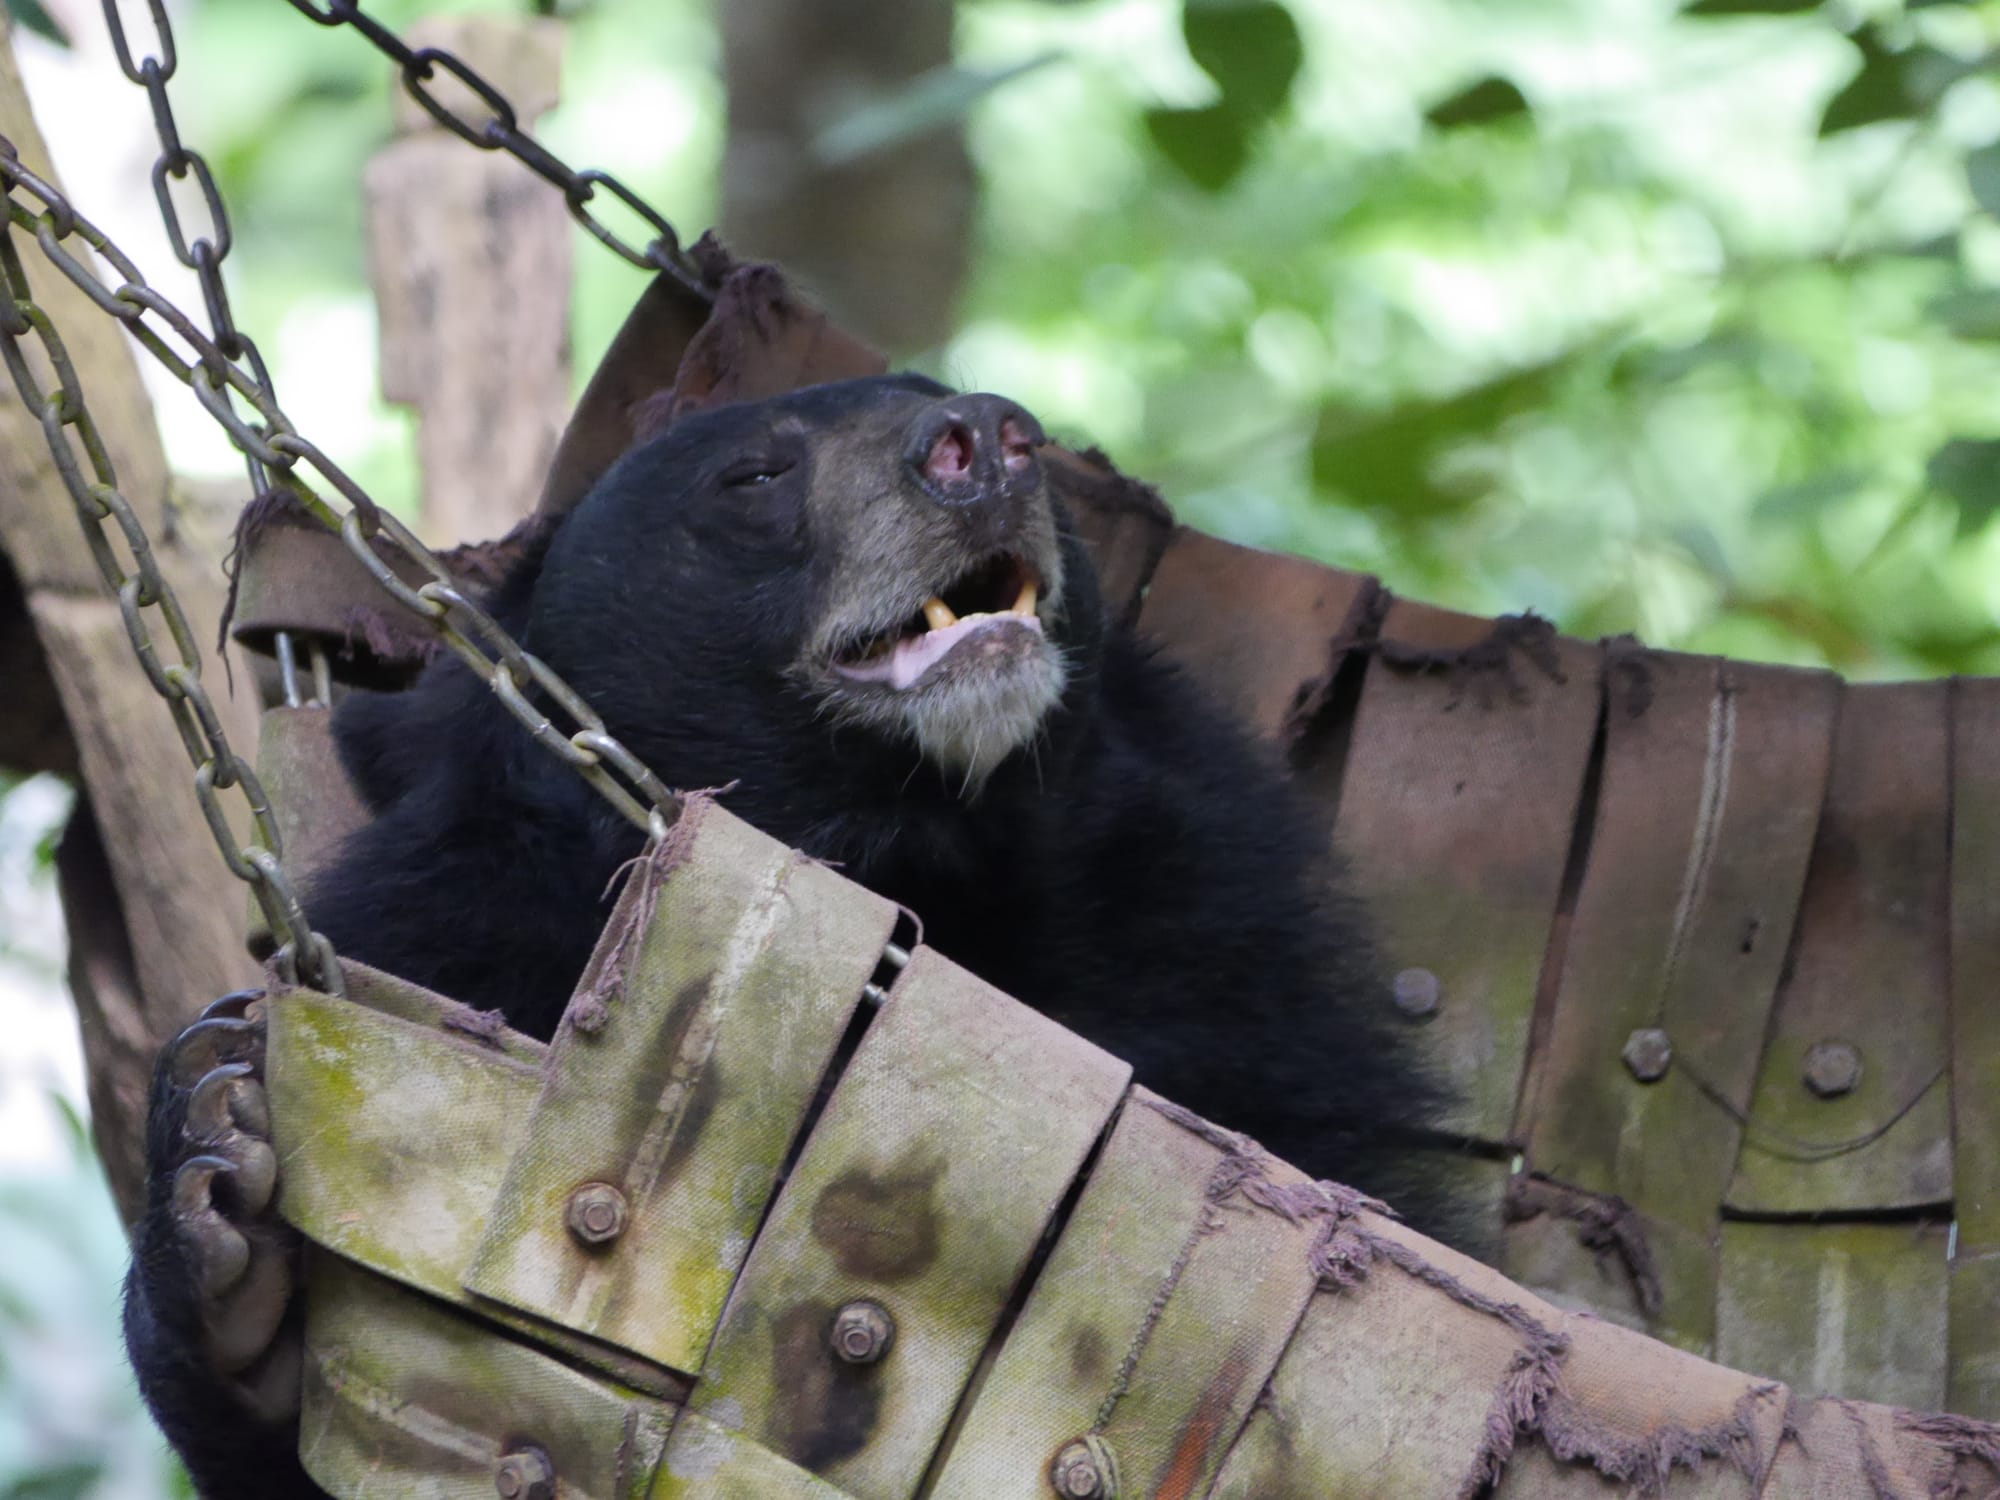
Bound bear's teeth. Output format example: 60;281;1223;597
923;597;958;632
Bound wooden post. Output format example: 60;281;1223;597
365;14;571;546
0;10;260;1224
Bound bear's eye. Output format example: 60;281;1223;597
721;457;795;488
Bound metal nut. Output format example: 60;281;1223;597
1622;1027;1673;1083
1392;967;1441;1019
830;1299;895;1364
1050;1437;1118;1498
1803;1040;1862;1099
565;1181;629;1246
494;1445;555;1500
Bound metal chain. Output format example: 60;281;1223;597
1;0;699;992
99;0;275;500
0;142;683;994
0;145;337;992
279;0;712;302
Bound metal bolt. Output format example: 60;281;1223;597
1622;1027;1673;1083
1803;1041;1862;1099
1392;967;1440;1019
494;1445;554;1500
830;1299;895;1364
1050;1438;1115;1499
565;1181;628;1246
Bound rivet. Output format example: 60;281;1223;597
494;1445;554;1500
1622;1028;1673;1084
565;1181;628;1246
1050;1437;1119;1499
830;1299;895;1364
1803;1040;1862;1099
1392;967;1440;1019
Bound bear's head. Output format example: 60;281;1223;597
522;374;1105;799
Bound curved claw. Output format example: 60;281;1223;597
184;1063;257;1143
184;1066;277;1210
199;989;266;1023
166;1017;265;1088
171;1155;250;1296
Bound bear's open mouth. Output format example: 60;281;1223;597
832;551;1043;691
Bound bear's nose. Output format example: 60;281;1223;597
904;394;1046;507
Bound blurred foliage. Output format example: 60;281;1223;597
3;3;1997;1491
86;0;1999;678
0;774;189;1500
947;0;2000;676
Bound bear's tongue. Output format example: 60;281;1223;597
839;582;1042;691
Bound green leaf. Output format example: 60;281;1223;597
1820;30;1913;135
1426;75;1531;130
2;1463;106;1500
1145;104;1253;192
1753;468;1871;522
1311;358;1565;516
50;1091;91;1160
2;0;71;48
1969;144;2000;218
1927;438;2000;535
1929;287;2000;341
1683;0;1820;14
1183;0;1304;121
812;55;1062;166
1609;329;1768;389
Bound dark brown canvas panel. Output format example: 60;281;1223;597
657;262;889;427
1135;526;1379;745
1518;652;1836;1204
1328;600;1602;1145
1950;676;2000;1252
245;706;373;957
1948;1252;2000;1418
1725;681;1954;1216
1500;1177;1717;1356
534;269;721;522
1041;446;1173;628
1505;653;1837;1347
1717;1219;1950;1415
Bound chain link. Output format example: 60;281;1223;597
4;0;704;990
0;131;682;988
278;0;712;303
0;170;339;990
100;0;270;494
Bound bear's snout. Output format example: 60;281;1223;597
903;393;1047;513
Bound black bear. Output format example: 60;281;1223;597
125;374;1456;1499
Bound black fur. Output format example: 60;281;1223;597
128;376;1456;1496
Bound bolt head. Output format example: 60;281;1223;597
494;1446;554;1500
565;1181;628;1246
1392;967;1441;1019
1803;1040;1862;1098
1051;1439;1112;1499
830;1299;895;1364
1622;1027;1673;1083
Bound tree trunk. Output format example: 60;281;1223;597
718;0;973;357
366;13;572;547
0;11;260;1225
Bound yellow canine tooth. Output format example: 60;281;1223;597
923;597;958;631
1013;579;1038;617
